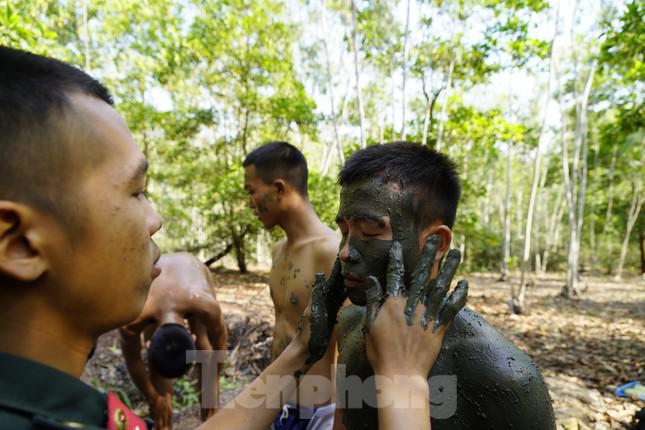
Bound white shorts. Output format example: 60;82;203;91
271;402;336;430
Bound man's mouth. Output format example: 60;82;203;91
151;247;162;279
343;272;364;288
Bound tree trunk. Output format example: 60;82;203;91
435;60;454;151
82;0;90;71
482;157;494;225
603;145;619;273
575;63;595;273
350;0;366;148
516;189;524;242
500;140;512;281
515;13;558;312
639;226;645;275
232;232;247;273
614;185;644;280
320;1;344;174
400;0;412;139
204;243;234;267
542;188;565;273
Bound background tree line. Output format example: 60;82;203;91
2;0;642;313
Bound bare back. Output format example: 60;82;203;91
123;253;225;348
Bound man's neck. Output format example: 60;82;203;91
279;198;326;244
0;295;95;377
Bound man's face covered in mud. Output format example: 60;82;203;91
336;177;425;305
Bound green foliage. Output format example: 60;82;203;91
3;0;642;275
172;375;199;410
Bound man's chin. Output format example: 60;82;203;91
346;288;367;306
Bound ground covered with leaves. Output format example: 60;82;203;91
82;270;644;430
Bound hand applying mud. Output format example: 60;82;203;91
363;235;468;379
305;258;346;365
361;236;467;430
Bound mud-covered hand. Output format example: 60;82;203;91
305;258;346;365
363;236;468;376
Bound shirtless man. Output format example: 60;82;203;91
330;142;556;430
0;47;464;430
243;142;339;429
120;252;227;429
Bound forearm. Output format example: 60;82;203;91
198;341;308;430
120;336;158;401
375;372;431;430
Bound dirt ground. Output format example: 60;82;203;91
81;270;645;430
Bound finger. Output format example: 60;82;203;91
325;258;346;312
327;257;343;288
311;273;328;317
433;279;468;332
405;235;441;325
424;249;461;325
386;241;404;298
307;273;330;364
363;276;384;333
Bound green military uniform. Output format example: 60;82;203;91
0;352;147;430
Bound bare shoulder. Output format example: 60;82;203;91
432;308;556;428
272;237;288;258
312;228;340;272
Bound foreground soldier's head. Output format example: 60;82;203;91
335;142;461;305
0;46;163;376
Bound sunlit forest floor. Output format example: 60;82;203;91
82;271;645;430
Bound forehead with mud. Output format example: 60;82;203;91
338;176;419;240
338;177;425;303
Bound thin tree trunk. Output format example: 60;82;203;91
435;60;454;151
420;71;432;146
542;187;565;273
400;0;412;139
232;231;247;273
575;63;596;273
391;70;396;141
614;185;644;280
500;140;512;281
320;1;344;174
603;144;619;273
516;189;524;242
82;0;90;71
515;12;559;312
482;159;494;225
350;0;366;148
639;226;645;275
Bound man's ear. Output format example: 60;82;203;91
0;201;49;282
419;224;452;261
273;179;287;199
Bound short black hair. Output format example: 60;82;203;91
148;323;196;379
0;46;114;227
243;141;309;197
338;142;461;228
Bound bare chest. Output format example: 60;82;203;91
269;248;316;314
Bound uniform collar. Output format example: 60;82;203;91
0;352;106;426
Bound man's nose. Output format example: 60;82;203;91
339;240;350;262
339;239;359;263
149;205;163;236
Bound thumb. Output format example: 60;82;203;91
363;276;384;333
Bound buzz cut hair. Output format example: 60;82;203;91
0;46;114;228
243;141;309;197
338;142;461;228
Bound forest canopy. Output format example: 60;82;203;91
1;0;642;300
